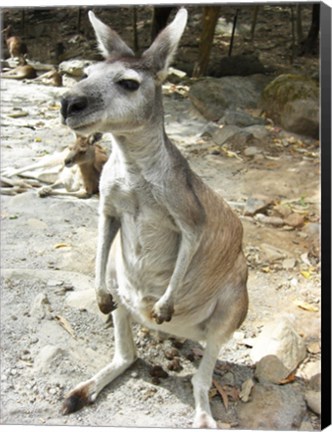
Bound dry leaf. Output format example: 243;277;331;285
8;111;29;118
224;384;240;401
212;379;229;410
294;300;319;312
221;148;243;161
54;242;71;249
55;315;76;339
279;371;296;385
209;388;218;399
239;378;254;402
300;270;312;279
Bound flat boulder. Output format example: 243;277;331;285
189;75;271;121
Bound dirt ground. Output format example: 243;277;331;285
1;4;321;430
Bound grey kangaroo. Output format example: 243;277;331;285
60;8;248;428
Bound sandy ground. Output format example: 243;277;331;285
0;74;321;429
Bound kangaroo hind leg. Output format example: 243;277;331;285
62;306;136;414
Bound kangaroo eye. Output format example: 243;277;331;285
117;79;140;91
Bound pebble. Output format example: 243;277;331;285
273;204;292;218
255;213;284;226
244;146;261;157
305;390;321;415
284;213;305;228
282;258;296;270
243;195;273;216
47;280;64;287
255;354;289;384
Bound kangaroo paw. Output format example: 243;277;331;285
152;298;174;325
193;412;218;429
62;382;96;415
97;291;117;314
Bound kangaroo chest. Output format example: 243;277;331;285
101;156;179;297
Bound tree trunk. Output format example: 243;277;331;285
192;6;221;77
299;4;320;55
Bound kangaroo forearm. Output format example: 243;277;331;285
95;214;120;288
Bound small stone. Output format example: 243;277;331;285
273;204;292;218
284;213;305;228
255;214;284;226
308;373;321;392
244;146;261;157
282;258;296;270
244;124;270;139
244;195;274;216
255;355;290;384
131;372;139;378
47;280;64;287
212;125;241;145
307;341;320;354
305;390;321;415
30;293;51;320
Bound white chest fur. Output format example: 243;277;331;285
100;150;180;310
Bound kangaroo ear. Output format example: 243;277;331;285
143;8;188;82
88;11;134;58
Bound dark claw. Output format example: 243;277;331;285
62;390;90;415
152;303;174;325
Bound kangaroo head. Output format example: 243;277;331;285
65;133;103;167
60;9;187;136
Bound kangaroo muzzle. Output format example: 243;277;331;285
61;95;88;121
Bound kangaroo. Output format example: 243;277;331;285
33;67;63;87
1;134;107;199
2;25;28;59
38;133;107;198
64;133;108;195
60;9;248;428
1;55;37;80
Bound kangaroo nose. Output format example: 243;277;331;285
61;95;88;119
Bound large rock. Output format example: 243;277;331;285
237;382;306;429
59;59;95;77
250;315;307;373
189;75;271;121
208;54;268;77
260;74;319;138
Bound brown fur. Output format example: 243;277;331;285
2;25;28;58
1;56;37;79
64;134;108;195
